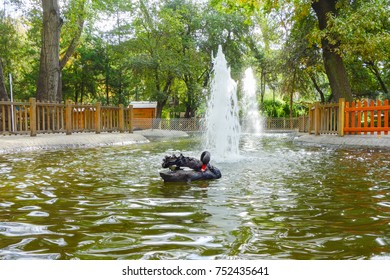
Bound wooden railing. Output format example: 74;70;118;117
344;100;389;135
309;101;341;135
0;98;133;136
309;98;390;136
1;99;35;135
7;97;387;137
36;100;65;134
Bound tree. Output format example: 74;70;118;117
0;58;8;100
0;8;31;101
165;0;249;118
327;0;390;97
311;0;353;101
36;0;62;102
126;0;180;118
0;12;9;100
36;0;86;102
211;0;355;102
58;0;87;101
168;0;207;118
243;11;282;108
62;33;104;103
5;0;386;114
281;7;329;103
92;0;135;105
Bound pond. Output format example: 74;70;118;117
0;133;389;260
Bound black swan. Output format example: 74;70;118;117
159;151;222;182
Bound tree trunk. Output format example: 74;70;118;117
184;75;195;118
36;0;62;102
260;68;266;109
185;102;195;118
105;62;110;105
366;61;388;94
156;100;167;119
309;73;325;103
0;58;9;101
311;0;353;102
290;91;293;129
155;75;174;119
57;8;85;102
59;19;85;70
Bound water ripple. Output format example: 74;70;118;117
0;222;54;237
1;135;389;259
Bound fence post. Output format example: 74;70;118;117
95;102;101;134
338;98;345;137
384;100;389;135
308;104;313;134
29;97;37;137
129;105;133;133
314;102;320;136
119;104;124;133
65;99;72;135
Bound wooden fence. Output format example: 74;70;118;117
344;99;389;135
7;97;366;137
308;101;341;135
309;98;390;136
0;98;133;136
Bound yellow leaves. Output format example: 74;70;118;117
212;0;262;15
324;1;390;62
292;0;312;19
306;27;322;48
237;0;261;9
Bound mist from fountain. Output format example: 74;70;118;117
203;45;241;161
241;67;263;135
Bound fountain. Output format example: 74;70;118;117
203;45;241;161
241;67;263;135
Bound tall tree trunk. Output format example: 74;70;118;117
0;58;9;101
311;0;353;102
36;0;62;102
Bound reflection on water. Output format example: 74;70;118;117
0;134;389;259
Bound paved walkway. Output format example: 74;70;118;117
0;129;189;154
296;133;390;148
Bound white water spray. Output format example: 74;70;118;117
203;45;241;161
241;67;263;135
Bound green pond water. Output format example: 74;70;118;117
0;133;389;260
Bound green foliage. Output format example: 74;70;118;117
328;0;390;62
327;0;390;96
262;98;308;118
1;0;388;115
62;33;103;103
0;13;37;99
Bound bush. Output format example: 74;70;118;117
261;98;308;118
